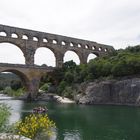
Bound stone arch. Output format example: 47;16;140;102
0;42;25;64
87;52;99;63
0;69;30;91
64;50;80;65
34;47;56;66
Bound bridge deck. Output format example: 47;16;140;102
0;63;54;70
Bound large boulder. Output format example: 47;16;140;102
78;78;140;106
79;81;112;104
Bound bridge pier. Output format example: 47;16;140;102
25;45;35;65
27;78;40;100
55;52;64;68
0;63;52;101
79;52;89;64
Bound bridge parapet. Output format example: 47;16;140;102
0;63;54;71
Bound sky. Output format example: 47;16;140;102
0;0;140;66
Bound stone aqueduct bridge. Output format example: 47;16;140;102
0;63;53;99
0;24;115;99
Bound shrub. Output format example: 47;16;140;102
64;71;74;84
11;80;22;90
62;86;75;99
57;80;67;95
15;113;56;139
3;87;25;97
0;103;11;132
40;83;49;92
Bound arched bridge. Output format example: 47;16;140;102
0;63;54;99
0;24;115;99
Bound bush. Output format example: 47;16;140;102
0;103;11;132
62;86;76;99
64;71;74;84
40;83;49;92
3;87;24;97
11;80;22;90
3;86;12;95
15;113;56;139
57;81;67;95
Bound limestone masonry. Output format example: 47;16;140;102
0;24;115;99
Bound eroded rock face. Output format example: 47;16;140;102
78;78;140;105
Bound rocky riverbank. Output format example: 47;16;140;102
75;77;140;106
18;92;75;104
37;93;75;103
7;76;140;106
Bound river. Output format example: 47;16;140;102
0;94;140;140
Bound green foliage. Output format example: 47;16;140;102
3;87;25;97
40;45;140;99
62;60;77;70
0;73;21;90
0;103;11;132
125;45;140;53
40;83;49;92
62;86;76;99
11;80;22;90
64;71;74;84
111;52;140;76
0;86;3;91
57;80;67;95
39;74;50;87
49;68;64;84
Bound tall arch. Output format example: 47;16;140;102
64;50;80;65
87;53;98;63
34;47;56;67
0;43;25;64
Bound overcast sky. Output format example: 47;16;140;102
0;0;140;65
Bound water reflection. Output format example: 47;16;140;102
1;94;140;140
0;95;24;124
63;130;82;140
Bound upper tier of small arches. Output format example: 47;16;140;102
0;25;114;53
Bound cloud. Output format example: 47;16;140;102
0;0;140;64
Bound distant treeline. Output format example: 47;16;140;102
0;73;21;90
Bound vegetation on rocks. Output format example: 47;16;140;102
47;45;140;99
0;45;140;100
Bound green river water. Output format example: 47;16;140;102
0;96;140;140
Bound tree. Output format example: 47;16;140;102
11;80;22;90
